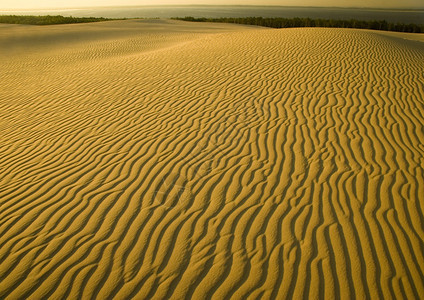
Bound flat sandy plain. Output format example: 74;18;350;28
1;19;424;299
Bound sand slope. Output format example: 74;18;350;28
1;20;424;299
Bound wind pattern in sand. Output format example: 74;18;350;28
1;20;424;299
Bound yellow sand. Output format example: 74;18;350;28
1;19;424;299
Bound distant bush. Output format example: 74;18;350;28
0;15;116;25
173;17;424;33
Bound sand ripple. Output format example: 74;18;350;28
1;20;424;299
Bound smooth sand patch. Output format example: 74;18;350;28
1;20;423;299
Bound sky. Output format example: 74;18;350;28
1;0;423;9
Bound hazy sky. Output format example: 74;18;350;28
1;0;423;9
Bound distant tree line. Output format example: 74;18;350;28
173;17;424;33
0;15;115;25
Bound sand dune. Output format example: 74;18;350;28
1;19;424;299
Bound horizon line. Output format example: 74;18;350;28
1;4;424;11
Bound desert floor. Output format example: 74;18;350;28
1;19;424;299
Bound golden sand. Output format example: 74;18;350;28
1;19;424;299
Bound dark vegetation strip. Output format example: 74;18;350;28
0;15;119;25
173;17;424;33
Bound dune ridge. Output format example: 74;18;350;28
0;20;424;299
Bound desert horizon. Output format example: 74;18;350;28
1;6;423;25
1;15;424;299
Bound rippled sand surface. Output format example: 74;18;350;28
1;19;424;299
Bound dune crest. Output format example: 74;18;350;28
1;20;423;299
